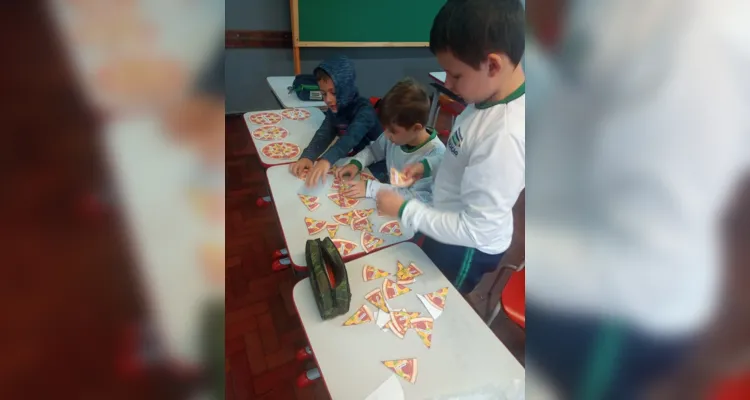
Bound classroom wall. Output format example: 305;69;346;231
226;0;441;114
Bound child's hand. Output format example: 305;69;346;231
305;159;330;188
376;189;405;218
290;158;313;177
336;163;359;180
403;162;425;181
341;180;366;198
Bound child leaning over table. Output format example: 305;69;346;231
335;78;446;203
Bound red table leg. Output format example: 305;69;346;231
273;248;289;259
256;196;272;207
296;368;321;388
295;345;313;362
272;257;291;272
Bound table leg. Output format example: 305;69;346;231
296;368;321;388
255;196;273;207
271;257;291;272
295;345;313;362
272;248;289;259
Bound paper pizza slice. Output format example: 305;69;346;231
359;171;376;181
378;220;403;237
332;211;354;225
382;358;418;384
326;223;339;238
389;167;415;188
353;208;375;220
362;265;390;281
330;178;342;191
342;197;360;208
361;231;384;254
365;288;389;313
410;317;434;348
350;216;373;232
342;304;374;326
397;261;423;283
382;278;411;300
424;287;449;311
331;238;358;257
304;217;327;235
388;310;412;338
327;193;344;207
298;194;319;211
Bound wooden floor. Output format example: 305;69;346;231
225;114;525;399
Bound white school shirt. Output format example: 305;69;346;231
400;87;526;254
526;0;750;336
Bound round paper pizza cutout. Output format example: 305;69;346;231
251;125;288;141
247;112;282;125
261;142;301;160
281;108;311;121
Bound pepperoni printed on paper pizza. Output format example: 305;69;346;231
327;193;359;208
424;287;449;311
251;125;288;141
304;217;327;235
298;194;320;212
382;358;418;384
350;216;373;233
342;304;373;326
382;278;411;300
247;112;282;125
362;265;390;281
361;231;384;254
280;108;311;121
332;238;358;257
379;220;403;237
364;288;389;312
332;211;354;226
410;317;434;348
261;142;301;160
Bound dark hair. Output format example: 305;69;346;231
378;78;430;129
313;68;331;82
430;0;525;68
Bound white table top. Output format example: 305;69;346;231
429;72;446;84
243;108;325;166
266;164;415;268
293;242;525;399
267;76;327;109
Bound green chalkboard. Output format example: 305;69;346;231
295;0;446;45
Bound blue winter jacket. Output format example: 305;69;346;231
299;56;382;165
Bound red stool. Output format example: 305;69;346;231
501;268;525;329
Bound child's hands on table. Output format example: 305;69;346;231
336;163;359;180
376;189;405;218
290;158;313;177
305;159;330;188
341;180;366;198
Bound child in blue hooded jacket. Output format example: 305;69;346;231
289;56;383;187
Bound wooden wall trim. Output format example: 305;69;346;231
225;30;293;49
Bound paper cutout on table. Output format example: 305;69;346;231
343;304;374;326
364;375;405;400
261;142;300;160
326;223;339;238
332;238;358;257
361;231;385;254
280;108;311;121
382;278;411;300
298;194;320;212
354;208;375;219
382;358;418;384
396;261;423;284
331;177;342;191
417;287;448;320
332;211;354;225
327;193;359;208
251;125;288;141
247;111;282;125
351;216;373;232
410;317;434;348
363;265;390;282
379;220;403;237
304;217;327;235
388;310;413;339
365;288;389;313
389;167;415;188
359;171;377;182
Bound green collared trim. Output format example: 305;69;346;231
420;159;432;178
401;129;436;153
476;82;525;109
397;199;411;219
348;159;363;172
454;248;476;290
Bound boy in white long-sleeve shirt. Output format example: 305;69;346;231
376;0;525;293
336;78;445;203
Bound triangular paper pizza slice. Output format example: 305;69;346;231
350;216;373;232
332;211;354;225
382;278;411;300
342;304;374;326
342;196;360;209
361;231;384;254
362;265;389;281
382;358;418;384
378;220;403;236
389;167;415;188
326;223;339;238
410;317;434;348
424;287;449;311
304;217;327;235
332;239;358;257
364;288;388;313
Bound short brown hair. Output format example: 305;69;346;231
379;78;430;129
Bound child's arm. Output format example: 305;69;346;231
299;114;336;161
367;178;434;203
319;105;379;165
347;133;387;171
400;133;524;249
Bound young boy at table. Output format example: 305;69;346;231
335;78;446;203
376;0;525;294
289;55;383;187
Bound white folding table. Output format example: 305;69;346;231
243;108;325;167
293;242;525;399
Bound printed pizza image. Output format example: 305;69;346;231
410;317;434;348
362;265;389;281
382;278;411;300
396;261;423;284
261;142;301;160
280;108;311;121
365;288;389;313
359;171;376;181
387;310;414;339
382;358;418;384
342;304;373;326
331;177;342;191
361;231;384;253
327;193;359;208
298;194;320;212
350;216;373;232
247;112;282;125
379;220;403;236
251;125;288;141
390;167;414;187
326;223;339;238
332;211;354;226
304;217;327;235
354;208;375;219
332;238;358;257
424;287;449;311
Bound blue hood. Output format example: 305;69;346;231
315;55;359;111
